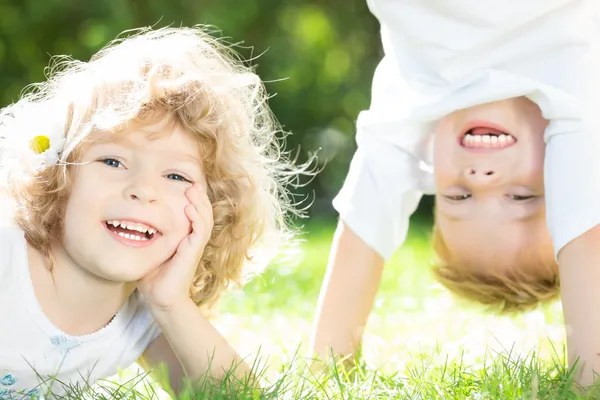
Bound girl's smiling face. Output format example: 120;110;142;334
60;123;205;283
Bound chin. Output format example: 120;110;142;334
90;258;161;283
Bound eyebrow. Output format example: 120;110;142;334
171;152;203;168
149;148;203;170
440;211;541;224
438;198;544;223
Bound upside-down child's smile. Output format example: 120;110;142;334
104;219;162;248
460;124;517;151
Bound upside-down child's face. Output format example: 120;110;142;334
60;123;205;283
433;97;555;273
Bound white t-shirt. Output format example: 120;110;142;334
334;0;600;260
0;222;162;398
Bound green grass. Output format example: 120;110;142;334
69;219;600;398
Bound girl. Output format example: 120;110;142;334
0;26;298;397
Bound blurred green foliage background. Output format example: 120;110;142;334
0;0;434;220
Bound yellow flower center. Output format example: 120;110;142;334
30;135;50;154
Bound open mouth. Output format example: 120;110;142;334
104;220;160;242
461;126;517;149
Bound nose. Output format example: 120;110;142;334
123;175;158;203
463;167;500;185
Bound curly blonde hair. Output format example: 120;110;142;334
0;26;305;311
430;222;560;313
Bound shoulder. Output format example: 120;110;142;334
0;199;22;242
0;215;26;283
0;214;24;255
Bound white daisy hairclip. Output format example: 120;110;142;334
1;102;68;172
26;114;66;170
29;134;65;167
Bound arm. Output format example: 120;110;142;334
137;184;252;392
310;64;426;363
543;113;600;387
139;299;251;392
310;220;384;362
557;224;600;387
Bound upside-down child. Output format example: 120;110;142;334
311;0;600;385
0;26;298;397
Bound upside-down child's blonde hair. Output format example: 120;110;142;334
430;221;560;313
0;26;305;311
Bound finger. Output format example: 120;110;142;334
179;208;208;269
185;203;211;244
185;185;213;224
184;203;201;234
193;166;208;191
198;189;213;223
186;184;210;210
184;196;209;226
185;184;202;206
199;175;208;192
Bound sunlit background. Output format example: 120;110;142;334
1;0;436;220
1;1;568;397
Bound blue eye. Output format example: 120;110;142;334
167;173;190;182
102;158;121;168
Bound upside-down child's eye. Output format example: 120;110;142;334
508;194;535;201
444;194;471;201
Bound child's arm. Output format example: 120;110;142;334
557;225;600;387
545;126;600;386
311;220;384;361
308;49;429;365
137;183;253;391
139;303;250;391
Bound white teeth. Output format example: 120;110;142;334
463;133;515;147
106;220;157;234
115;231;147;241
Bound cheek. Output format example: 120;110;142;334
165;190;193;235
64;185;104;223
521;142;545;182
61;198;100;253
62;184;93;228
433;149;460;188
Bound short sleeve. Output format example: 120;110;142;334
333;145;425;260
333;57;433;260
544;126;600;258
526;4;600;257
